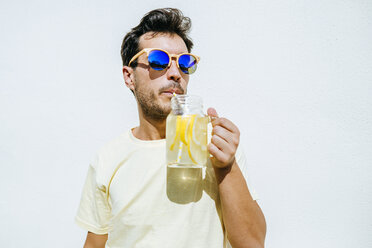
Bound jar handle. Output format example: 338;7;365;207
207;116;218;157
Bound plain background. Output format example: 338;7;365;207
1;0;371;247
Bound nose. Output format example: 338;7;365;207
166;60;182;82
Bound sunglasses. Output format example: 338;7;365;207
128;48;200;74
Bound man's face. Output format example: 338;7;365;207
129;32;190;120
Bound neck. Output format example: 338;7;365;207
132;108;167;140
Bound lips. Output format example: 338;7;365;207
161;88;183;95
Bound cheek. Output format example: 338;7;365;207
182;74;190;81
182;76;190;90
137;80;162;97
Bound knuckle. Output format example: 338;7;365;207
233;136;239;146
213;126;222;135
235;127;240;136
227;147;235;157
220;118;227;125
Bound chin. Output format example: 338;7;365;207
161;103;172;115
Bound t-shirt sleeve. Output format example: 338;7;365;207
235;145;259;201
75;159;112;234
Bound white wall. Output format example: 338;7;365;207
1;0;371;247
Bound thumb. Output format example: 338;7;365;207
207;107;219;118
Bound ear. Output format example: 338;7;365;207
123;66;135;92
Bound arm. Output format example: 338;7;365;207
208;108;266;248
83;232;108;248
215;162;266;248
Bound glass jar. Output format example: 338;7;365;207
166;95;209;168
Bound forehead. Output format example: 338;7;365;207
138;32;188;54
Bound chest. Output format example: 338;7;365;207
107;148;220;222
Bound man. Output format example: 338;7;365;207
76;8;266;248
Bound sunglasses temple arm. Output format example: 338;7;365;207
128;50;146;66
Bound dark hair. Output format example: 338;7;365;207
120;8;193;67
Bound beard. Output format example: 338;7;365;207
134;81;184;121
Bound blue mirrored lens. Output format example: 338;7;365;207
148;50;169;71
178;54;197;74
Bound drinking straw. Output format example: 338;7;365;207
173;93;184;164
176;141;183;164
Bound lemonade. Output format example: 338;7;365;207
166;113;209;168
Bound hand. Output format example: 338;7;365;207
207;107;240;169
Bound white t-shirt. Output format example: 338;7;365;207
75;130;257;248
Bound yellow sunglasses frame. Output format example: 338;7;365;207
128;48;200;73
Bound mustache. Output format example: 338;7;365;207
158;82;185;94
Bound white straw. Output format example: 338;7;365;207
176;142;183;163
173;92;183;164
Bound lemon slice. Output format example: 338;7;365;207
179;116;190;146
169;114;201;164
188;116;208;165
186;115;197;164
170;116;181;151
193;117;208;150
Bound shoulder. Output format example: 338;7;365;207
90;130;135;186
96;130;133;158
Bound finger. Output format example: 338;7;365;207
211;134;235;156
212;125;232;143
212;117;240;134
207;107;219;119
213;125;240;147
208;142;230;164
